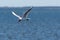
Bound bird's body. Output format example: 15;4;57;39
12;7;32;22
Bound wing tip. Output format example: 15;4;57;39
11;11;15;14
12;11;14;13
30;6;33;8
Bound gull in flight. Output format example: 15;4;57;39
12;7;32;22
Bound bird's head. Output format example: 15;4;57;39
18;19;21;22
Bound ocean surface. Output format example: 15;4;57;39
0;7;60;40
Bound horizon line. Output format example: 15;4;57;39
0;5;60;7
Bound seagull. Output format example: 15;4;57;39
12;7;32;22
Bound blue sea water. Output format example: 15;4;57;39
0;7;60;40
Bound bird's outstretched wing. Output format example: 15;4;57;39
23;7;33;18
12;11;22;19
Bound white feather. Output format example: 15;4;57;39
12;11;22;19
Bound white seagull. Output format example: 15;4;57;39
12;7;32;22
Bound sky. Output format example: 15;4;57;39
0;0;60;7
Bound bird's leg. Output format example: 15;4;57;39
26;19;29;21
26;18;30;21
